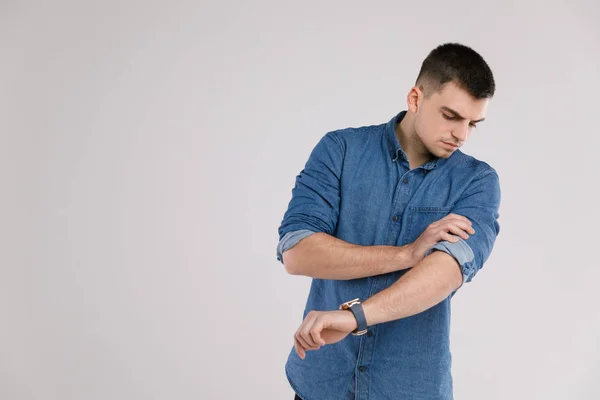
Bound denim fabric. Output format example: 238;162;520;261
276;110;501;400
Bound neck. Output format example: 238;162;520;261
396;112;435;169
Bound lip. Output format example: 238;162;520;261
442;141;459;149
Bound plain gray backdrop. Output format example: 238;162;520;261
2;1;599;399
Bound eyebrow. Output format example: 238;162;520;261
441;106;486;123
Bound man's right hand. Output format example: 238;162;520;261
405;213;475;266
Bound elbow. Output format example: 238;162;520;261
282;247;303;275
280;231;323;276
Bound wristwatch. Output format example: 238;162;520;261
339;298;368;335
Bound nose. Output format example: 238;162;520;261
452;122;470;142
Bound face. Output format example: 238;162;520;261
408;80;489;158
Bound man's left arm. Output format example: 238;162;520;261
293;168;501;356
363;167;502;324
362;250;462;325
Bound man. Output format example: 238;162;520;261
276;43;501;400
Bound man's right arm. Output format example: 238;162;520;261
280;212;474;280
276;131;474;281
281;231;415;280
276;131;405;280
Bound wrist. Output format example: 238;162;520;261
339;299;368;335
342;309;358;331
396;243;416;268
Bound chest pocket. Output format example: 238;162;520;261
405;206;453;243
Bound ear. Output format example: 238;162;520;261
406;86;423;113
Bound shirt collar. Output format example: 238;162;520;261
386;110;439;170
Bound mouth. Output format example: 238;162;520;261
442;141;459;149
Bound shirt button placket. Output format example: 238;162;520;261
356;324;375;398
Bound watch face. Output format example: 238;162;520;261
339;298;360;310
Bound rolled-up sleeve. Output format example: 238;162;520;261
276;132;344;263
425;168;501;287
276;229;316;263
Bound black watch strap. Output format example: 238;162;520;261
348;302;368;335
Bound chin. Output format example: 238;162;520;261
428;147;450;159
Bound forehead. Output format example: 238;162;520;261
429;81;489;120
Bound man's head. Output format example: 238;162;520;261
404;43;495;159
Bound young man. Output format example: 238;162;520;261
276;43;501;400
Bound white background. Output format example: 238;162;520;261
2;1;599;399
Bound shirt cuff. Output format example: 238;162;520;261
276;230;317;263
425;238;476;286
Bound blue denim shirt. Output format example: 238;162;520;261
276;110;501;400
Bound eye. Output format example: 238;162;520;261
469;123;477;128
443;114;455;120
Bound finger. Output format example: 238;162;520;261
430;223;462;240
295;314;315;351
453;220;475;235
301;317;323;348
441;216;474;234
451;214;472;227
294;336;306;359
432;214;466;231
300;312;321;349
300;325;321;349
441;231;460;243
296;329;316;351
446;223;470;240
450;218;475;233
309;320;326;347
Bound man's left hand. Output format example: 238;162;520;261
294;310;357;359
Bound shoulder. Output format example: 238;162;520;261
451;149;499;180
449;150;501;206
326;121;387;146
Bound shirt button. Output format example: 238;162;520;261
359;366;367;372
366;331;373;337
403;178;409;184
392;215;398;222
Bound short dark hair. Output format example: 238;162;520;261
416;43;495;99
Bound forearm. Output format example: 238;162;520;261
282;232;415;280
362;250;463;326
